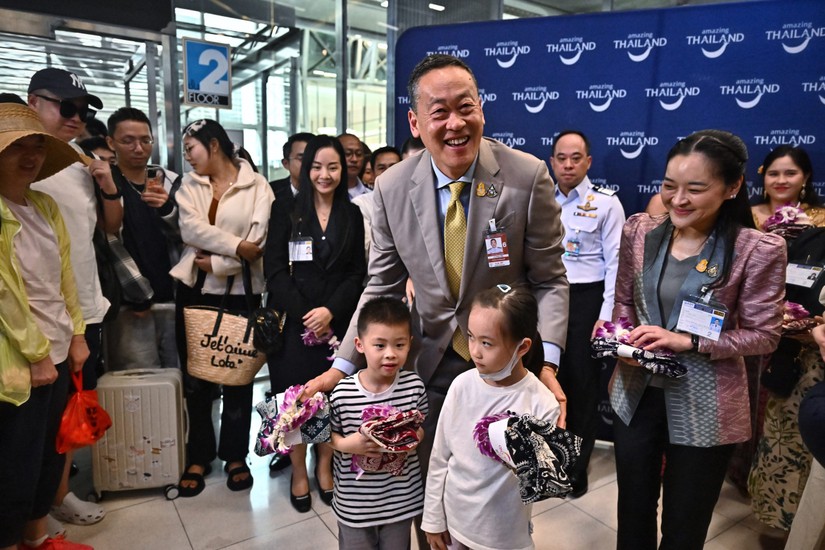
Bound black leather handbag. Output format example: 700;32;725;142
242;260;287;357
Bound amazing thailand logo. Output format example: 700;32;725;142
607;132;659;160
546;36;596;66
577;84;627;112
613;32;667;62
484;41;530;68
512;86;560;114
685;28;745;58
765;22;825;54
645;82;701;111
719;78;780;109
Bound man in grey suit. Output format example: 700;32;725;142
305;54;569;542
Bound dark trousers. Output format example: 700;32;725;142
613;387;734;550
0;362;69;547
557;281;604;483
175;280;254;467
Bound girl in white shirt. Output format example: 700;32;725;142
422;285;560;550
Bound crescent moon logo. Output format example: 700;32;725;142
783;37;811;54
496;52;519;69
659;95;685;111
524;98;547;114
560;50;583;66
627;46;653;62
735;92;763;109
701;42;729;59
589;97;614;112
819;95;825;106
620;144;645;159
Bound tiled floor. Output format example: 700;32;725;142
64;380;788;550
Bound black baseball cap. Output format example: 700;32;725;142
28;68;103;109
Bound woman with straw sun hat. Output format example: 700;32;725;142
0;97;94;550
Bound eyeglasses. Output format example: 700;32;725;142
34;94;96;121
344;150;364;159
288;155;304;162
113;137;154;148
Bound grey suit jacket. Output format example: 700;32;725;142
337;137;569;384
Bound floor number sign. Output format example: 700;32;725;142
183;38;231;108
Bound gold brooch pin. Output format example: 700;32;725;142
577;201;598;212
696;259;708;273
476;182;487;197
707;264;719;278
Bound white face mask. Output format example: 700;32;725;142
478;341;524;382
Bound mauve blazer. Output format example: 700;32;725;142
610;213;787;447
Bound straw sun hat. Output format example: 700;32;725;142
0;102;88;182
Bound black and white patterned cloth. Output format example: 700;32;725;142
591;337;687;378
504;414;582;504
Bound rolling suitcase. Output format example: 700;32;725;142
91;369;186;500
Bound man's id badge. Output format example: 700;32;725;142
676;299;727;342
485;232;510;268
565;238;581;258
786;263;823;288
289;238;313;262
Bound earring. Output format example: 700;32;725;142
800;188;807;201
730;195;735;199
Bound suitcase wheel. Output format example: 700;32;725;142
164;484;180;500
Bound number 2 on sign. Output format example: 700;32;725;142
198;50;228;94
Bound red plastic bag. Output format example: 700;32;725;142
56;371;112;453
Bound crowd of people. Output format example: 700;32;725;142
0;51;823;550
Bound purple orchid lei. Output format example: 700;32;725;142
301;328;341;361
784;301;810;322
267;384;328;455
763;204;813;239
473;412;513;463
594;317;634;344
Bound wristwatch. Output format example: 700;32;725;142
691;333;699;351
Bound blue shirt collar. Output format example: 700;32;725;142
431;156;479;189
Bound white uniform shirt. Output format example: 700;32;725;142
555;176;625;321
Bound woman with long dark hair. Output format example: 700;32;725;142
751;145;824;228
609;130;786;549
748;145;825;537
264;135;366;512
171;119;274;497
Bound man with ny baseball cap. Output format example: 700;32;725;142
28;67;122;538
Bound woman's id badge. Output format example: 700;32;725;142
786;263;823;288
289;238;313;262
676;299;727;342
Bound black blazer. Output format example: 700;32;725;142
264;197;366;334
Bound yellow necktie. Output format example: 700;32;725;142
444;181;470;360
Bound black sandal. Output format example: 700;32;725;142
178;464;212;498
226;464;254;491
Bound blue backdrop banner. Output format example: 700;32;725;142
394;0;825;215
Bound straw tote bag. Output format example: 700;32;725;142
183;262;266;385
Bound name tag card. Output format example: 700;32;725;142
676;300;726;342
786;263;822;288
289;238;313;262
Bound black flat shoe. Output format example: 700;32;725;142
269;453;291;473
178;464;212;498
226;464;254;491
290;475;312;513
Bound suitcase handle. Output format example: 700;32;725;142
108;369;168;378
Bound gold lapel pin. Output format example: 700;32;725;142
476;182;487;197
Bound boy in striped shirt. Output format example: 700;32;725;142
329;297;428;549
